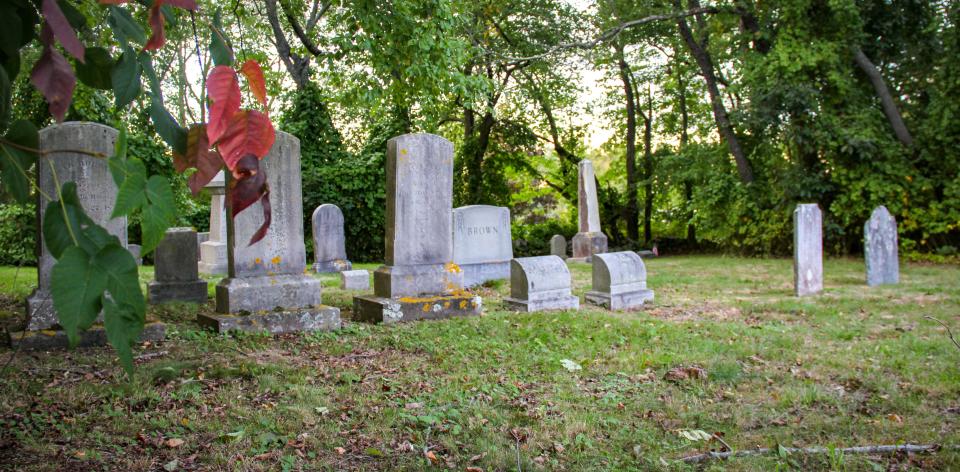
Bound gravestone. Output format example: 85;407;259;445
148;228;208;304
12;122;164;349
453;205;512;286
198;131;340;334
341;270;370;290
585;251;654;310
865;206;899;286
794;203;823;296
198;171;228;274
128;244;142;265
354;133;482;323
571;160;607;261
196;232;209;260
311;204;352;273
504;256;579;312
550;234;567;259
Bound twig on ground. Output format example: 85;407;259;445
924;316;960;352
515;436;522;472
681;443;951;463
712;433;732;452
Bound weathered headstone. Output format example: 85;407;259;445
198;171;228;274
148;228;208;304
341;269;370;290
354;133;482;323
504;256;579;312
198;132;340;334
128;244;142;265
865;205;899;286
312;204;352;273
196;232;209;260
550;234;567;259
571;160;607;261
794;203;823;296
585;251;654;310
453;205;512;286
13;122;164;349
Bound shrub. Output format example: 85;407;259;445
0;203;37;265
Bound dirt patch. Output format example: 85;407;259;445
646;302;744;322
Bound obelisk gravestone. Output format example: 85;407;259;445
794;204;823;296
571;160;607;261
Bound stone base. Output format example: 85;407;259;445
196;306;341;334
585;289;654;310
340;270;370;290
314;259;352;273
216;274;321;314
148;280;208;304
25;289;58;331
572;231;608;260
461;261;510;287
199;241;227;275
353;294;482;324
567;257;591;264
198;260;227;275
373;264;465;298
8;321;167;350
503;295;579;313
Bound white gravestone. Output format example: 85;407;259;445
340;269;370;290
794;203;823;296
550;234;567;259
504;256;579;312
198;171;228;275
865;205;899;286
571;160;607;261
312;204;352;273
585;251;654;310
453;205;512;286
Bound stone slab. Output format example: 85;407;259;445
585;251;653;310
507;256;579;312
865;205;899;286
314;259;352;273
794;203;823;296
373;263;464;298
571;231;608;261
584;290;653;310
550;234;566;258
216;274;322;314
197;307;340;334
128;244;142;265
312;204;352;273
9;321;166;350
503;295;579;312
353;294;481;324
461;261;510;287
452;205;512;287
341;270;370;290
148;280;208;304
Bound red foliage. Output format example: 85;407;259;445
217;110;275;173
42;0;85;61
240;60;268;108
206;66;242;144
30;24;76;123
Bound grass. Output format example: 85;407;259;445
0;255;958;471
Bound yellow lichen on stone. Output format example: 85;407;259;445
445;262;462;273
459;300;467;309
254;257;262;265
271;256;282;265
422;304;430;312
444;302;450;308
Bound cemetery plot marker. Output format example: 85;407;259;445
585;251;654;310
794;203;823;296
198;171;228;275
312;204;352;273
865;205;899;286
453;205;512;286
571;160;608;261
504;256;579;312
148;228;208;304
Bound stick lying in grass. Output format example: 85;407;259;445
925;316;960;352
681;444;952;463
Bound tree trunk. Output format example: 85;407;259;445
677;57;696;243
853;46;913;147
675;0;754;184
617;44;640;242
642;86;654;245
265;0;310;89
466;112;496;203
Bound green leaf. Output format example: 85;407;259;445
2;51;20;82
0;5;22;58
76;47;114;90
107;6;146;46
141;175;176;254
101;295;143;377
43;182;118;258
0;65;8;132
209;10;234;67
111;158;147;218
111;49;141;108
108;125;128;185
139;52;161;98
150;97;187;155
50;245;106;347
94;241;145;319
0;119;38;203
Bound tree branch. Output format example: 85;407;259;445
279;0;335;57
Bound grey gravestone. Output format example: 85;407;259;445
198;171;228;274
865;206;899;286
13;122;164;349
571;160;607;262
585;251;654;310
504;256;579;312
341;270;370;290
128;244;142;265
196;232;209;260
198;131;340;334
354;134;481;323
453;205;512;286
312;204;352;273
794;203;823;296
550;234;567;259
148;227;208;304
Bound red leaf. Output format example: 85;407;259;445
206;66;241;144
42;0;85;62
217;110;275;172
228;154;271;245
173;124;224;195
239;60;268;108
248;192;271;246
31;25;76;123
144;4;165;51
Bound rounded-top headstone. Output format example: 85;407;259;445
592;251;647;293
864;205;899;286
510;255;571;301
312;203;351;272
550;234;567;258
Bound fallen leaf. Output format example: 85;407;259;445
334;447;346;455
888;414;903;423
165;438;184;448
553;442;565;454
163;459;179;471
466;467;483;472
560;359;582;372
425;450;438;463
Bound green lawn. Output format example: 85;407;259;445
0;256;958;471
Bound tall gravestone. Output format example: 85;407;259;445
550;234;567;259
794;204;823;296
311;204;352;273
198;171;227;274
865;206;899;286
504;256;579;312
571;160;607;261
198;132;340;333
585;251;654;310
354;133;482;324
148;228;208;304
13;122;164;349
453;205;512;286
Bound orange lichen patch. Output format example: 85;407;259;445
400;148;408;155
271;256;282;265
445;262;462;273
398;294;459;303
444;302;451;309
459;300;467;309
422;304;430;312
254;257;262;264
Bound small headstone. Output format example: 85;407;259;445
128;244;142;265
199;132;340;334
504;256;579;312
312;204;352;273
453;205;512;286
198;171;228;274
794;203;823;296
341;270;370;290
354;133;481;323
13;122;164;349
585;251;654;310
148;228;208;304
550;234;567;259
571;160;607;261
865;206;899;286
196;232;209;260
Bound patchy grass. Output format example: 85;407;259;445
0;256;958;471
